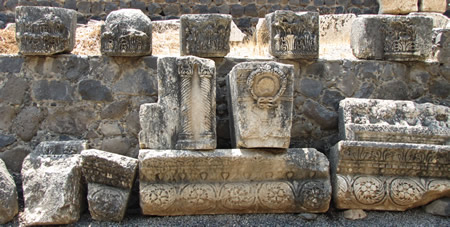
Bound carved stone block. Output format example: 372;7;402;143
266;11;319;59
139;56;216;150
33;140;87;155
21;154;83;225
433;29;450;64
0;159;18;224
81;149;138;222
180;14;231;57
351;15;433;61
101;9;152;56
377;0;418;14
227;62;294;148
330;141;450;211
139;148;331;215
338;98;450;145
15;6;77;55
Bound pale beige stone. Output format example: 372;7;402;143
139;148;331;215
343;209;367;220
419;0;447;13
319;14;356;60
377;0;418;14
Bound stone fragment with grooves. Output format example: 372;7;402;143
101;9;152;56
266;10;319;59
180;14;232;57
227;61;294;148
15;6;77;55
81;149;138;222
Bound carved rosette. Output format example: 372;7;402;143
220;183;256;210
389;178;423;206
181;184;216;211
258;182;294;210
88;186;125;219
353;176;385;205
246;64;287;109
141;184;177;212
299;181;329;210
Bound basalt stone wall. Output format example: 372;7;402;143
0;54;449;174
0;0;383;30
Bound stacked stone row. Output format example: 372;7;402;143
1;5;449;225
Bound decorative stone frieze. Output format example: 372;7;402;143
227;61;294;148
101;9;152;56
180;14;232;57
266;11;319;59
139;148;331;216
331;141;450;211
15;6;77;55
21;154;83;225
81;149;138;222
139;56;216;150
351;15;433;61
338;98;450;145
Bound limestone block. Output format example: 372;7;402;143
409;12;449;28
330;141;450;211
15;6;77;55
33;140;88;155
377;0;418;14
101;9;152;56
319;14;356;59
180;14;231;57
338;98;450;145
81;149;138;222
351;15;433;61
139;148;331;215
266;11;319;59
22;154;83;225
139;56;216;150
419;0;447;13
227;62;294;148
0;159;18;224
433;29;450;64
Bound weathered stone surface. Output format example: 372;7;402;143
409;12;449;28
78;79;113;101
377;0;418;14
12;106;44;141
331;141;450;211
433;29;450;64
343;209;367;220
0;76;28;105
266;10;319;59
228;62;294;148
424;197;450;216
351;15;433;61
81;149;138;221
230;20;246;42
100;100;129;119
139;56;216;150
180;14;231;57
0;134;16;148
101;9;152;56
419;0;447;13
255;18;269;46
32;80;73;101
15;6;77;55
33;140;87;155
338;98;450;144
22;154;83;225
303;99;338;130
0;146;31;172
139;148;331;215
319;14;356;59
0;159;18;224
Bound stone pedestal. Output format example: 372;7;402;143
15;6;77;55
331;98;450;211
227;62;294;148
22;154;83;225
139;56;216;150
266;11;319;59
81;149;138;222
139;148;331;216
180;14;232;57
0;159;18;224
101;9;152;56
351;15;433;61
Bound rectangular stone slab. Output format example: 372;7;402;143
330;141;450;211
351;15;433;61
338;98;450;145
139;148;331;215
21;154;83;225
266;10;319;59
180;14;231;57
377;0;418;14
227;61;294;148
139;56;216;150
15;6;77;55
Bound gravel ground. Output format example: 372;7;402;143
4;207;448;226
